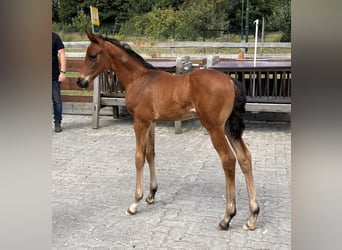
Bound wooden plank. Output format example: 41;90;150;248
99;96;291;112
246;97;291;103
61;95;92;103
66;59;84;72
246;103;291;113
61;77;94;90
64;41;90;48
101;97;126;106
64;41;291;49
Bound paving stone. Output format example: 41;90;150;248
53;115;291;249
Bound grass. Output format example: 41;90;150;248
65;45;291;56
58;31;89;42
61;90;93;96
58;31;285;42
66;72;79;77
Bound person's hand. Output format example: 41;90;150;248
58;72;66;82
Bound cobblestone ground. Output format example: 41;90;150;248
52;114;291;249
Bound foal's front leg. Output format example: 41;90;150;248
126;120;151;215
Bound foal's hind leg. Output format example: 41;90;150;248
126;120;152;215
145;122;158;204
227;134;260;230
207;126;237;230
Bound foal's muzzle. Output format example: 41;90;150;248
76;77;89;89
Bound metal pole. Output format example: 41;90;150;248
252;19;259;97
253;19;259;67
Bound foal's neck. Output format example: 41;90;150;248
106;43;147;89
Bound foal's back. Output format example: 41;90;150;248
126;68;235;123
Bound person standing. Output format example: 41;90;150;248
52;32;66;132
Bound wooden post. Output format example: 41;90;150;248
207;55;219;67
176;57;182;74
174;57;183;134
170;39;175;55
238;49;245;60
112;106;119;119
207;55;214;67
92;75;100;129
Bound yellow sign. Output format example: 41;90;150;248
90;6;100;26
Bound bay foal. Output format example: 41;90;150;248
77;31;259;230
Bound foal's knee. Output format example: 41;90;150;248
135;151;145;167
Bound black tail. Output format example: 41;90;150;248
226;78;247;139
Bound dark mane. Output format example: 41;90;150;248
100;35;155;69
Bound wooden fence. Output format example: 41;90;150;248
62;58;93;103
62;41;291;130
65;41;291;49
64;41;291;59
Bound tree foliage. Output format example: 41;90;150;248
268;0;291;41
52;0;291;41
71;10;91;33
128;8;179;39
175;0;228;40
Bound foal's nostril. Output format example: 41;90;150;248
76;77;81;87
76;77;89;88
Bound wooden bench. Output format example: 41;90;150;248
207;56;291;113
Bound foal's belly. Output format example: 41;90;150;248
154;107;197;121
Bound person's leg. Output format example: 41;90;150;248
52;80;63;132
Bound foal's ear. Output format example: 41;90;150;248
86;30;102;44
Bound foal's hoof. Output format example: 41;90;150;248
125;207;137;215
126;202;139;215
145;195;155;204
243;222;257;231
125;208;134;215
217;220;230;231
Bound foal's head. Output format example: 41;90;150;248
77;31;115;88
77;31;154;89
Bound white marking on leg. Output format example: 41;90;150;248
128;202;138;214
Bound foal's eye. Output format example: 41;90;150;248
89;54;97;61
